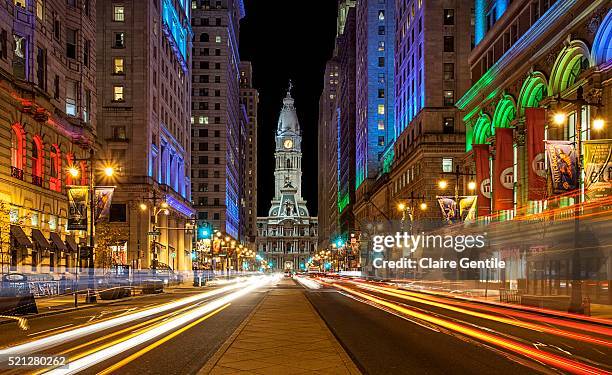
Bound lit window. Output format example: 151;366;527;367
215;36;221;43
14;0;25;8
66;80;77;116
443;90;454;106
378;10;385;21
113;86;124;101
191;116;195;124
191;1;196;9
378;41;385;51
36;0;44;19
199;116;208;124
378;120;385;130
378;104;385;115
114;58;124;74
113;6;125;22
442;158;453;173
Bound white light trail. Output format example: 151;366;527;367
294;276;321;289
43;276;276;375
0;276;268;356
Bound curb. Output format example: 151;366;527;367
197;291;268;375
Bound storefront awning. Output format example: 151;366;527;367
31;229;51;249
10;225;32;248
65;235;78;253
49;232;67;251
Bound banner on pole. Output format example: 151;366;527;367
526;108;547;200
493;128;514;211
94;187;115;223
583;139;612;199
546;140;578;194
67;186;88;230
473;144;491;216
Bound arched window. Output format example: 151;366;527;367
32;136;45;180
49;144;61;191
11;124;25;172
286;158;291;169
200;33;209;42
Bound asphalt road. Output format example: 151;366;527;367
0;278;273;375
305;279;612;375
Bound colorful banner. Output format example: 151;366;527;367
526;108;547;200
436;196;478;223
546;140;578;194
473;144;491;216
67;186;88;230
94;187;115;223
493;128;514;211
583;139;612;199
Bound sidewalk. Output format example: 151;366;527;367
201;278;361;375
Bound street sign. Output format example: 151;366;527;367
148;231;161;236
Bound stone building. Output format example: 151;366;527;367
456;0;611;302
239;61;258;246
191;0;246;243
0;0;96;276
96;0;194;272
257;88;318;272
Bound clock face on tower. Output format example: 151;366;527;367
283;139;293;149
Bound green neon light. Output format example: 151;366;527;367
338;194;350;213
492;96;516;131
382;147;394;174
518;73;546;116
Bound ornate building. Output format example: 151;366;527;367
256;86;318;271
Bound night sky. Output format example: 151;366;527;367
239;0;338;217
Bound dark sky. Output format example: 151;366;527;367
239;0;338;217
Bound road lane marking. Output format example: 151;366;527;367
96;304;230;375
27;324;74;337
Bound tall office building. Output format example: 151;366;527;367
239;62;258;246
191;0;245;242
317;60;339;249
354;0;396;198
97;0;195;271
1;0;96;274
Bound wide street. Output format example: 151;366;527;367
0;275;610;374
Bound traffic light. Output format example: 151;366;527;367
197;224;211;240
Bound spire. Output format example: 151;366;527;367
278;81;299;133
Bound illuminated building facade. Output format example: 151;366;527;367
0;0;96;275
239;62;259;246
317;59;339;249
97;0;195;271
191;0;245;242
456;0;611;301
257;89;318;271
354;0;395;194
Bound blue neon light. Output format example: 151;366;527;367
165;194;195;217
162;0;188;61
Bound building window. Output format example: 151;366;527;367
66;28;77;59
14;0;25;8
13;34;27;79
378;136;385;146
443;117;454;134
443;63;454;80
113;6;125;21
378;89;385;98
215;36;221;43
66;80;77;116
378;10;385;21
112;126;127;140
109;204;127;222
36;0;44;19
444;9;455;25
442;158;453;173
84;89;91;123
443;90;454;106
378;41;385;51
199;116;208;124
378;57;385;67
377;104;385;115
113;86;124;101
377;120;385;130
83;39;90;67
114;32;125;48
32;137;44;180
36;47;46;89
114;58;124;74
443;36;454;52
49;144;61;192
378;26;385;35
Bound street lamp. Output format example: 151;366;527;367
468;181;477;191
438;180;448;189
550;86;605;314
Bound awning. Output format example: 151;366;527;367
49;232;67;251
10;225;32;248
65;235;78;253
31;229;51;249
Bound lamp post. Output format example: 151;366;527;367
550;86;605;314
68;150;116;305
139;193;170;273
438;165;476;220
